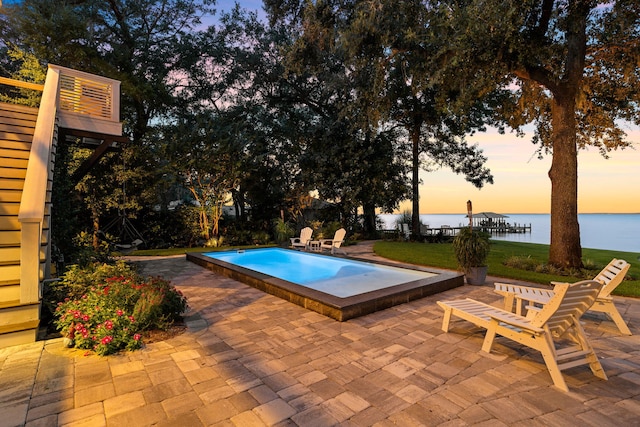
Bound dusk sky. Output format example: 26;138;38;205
414;126;640;214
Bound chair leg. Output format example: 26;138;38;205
481;319;498;353
595;302;632;335
573;319;608;380
537;334;569;392
441;307;452;332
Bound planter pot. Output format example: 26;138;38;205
465;266;488;285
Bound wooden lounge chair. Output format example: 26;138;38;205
495;259;632;335
320;228;346;254
437;280;607;391
290;227;313;250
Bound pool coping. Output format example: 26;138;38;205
187;249;464;321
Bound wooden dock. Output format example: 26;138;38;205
381;223;532;241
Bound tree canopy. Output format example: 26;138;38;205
1;0;638;265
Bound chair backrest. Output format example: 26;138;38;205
594;259;630;298
300;227;313;242
332;228;346;248
529;280;603;334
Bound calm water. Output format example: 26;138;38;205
379;213;640;253
204;248;434;297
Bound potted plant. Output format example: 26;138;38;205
452;228;491;285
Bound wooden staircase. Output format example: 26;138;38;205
0;66;123;350
0;103;44;347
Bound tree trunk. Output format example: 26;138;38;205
233;188;247;223
548;93;582;268
546;3;589;269
411;124;421;238
200;207;210;241
362;202;377;237
92;206;100;250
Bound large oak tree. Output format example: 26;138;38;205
428;0;639;267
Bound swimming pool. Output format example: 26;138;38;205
187;248;463;321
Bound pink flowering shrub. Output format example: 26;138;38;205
54;269;187;356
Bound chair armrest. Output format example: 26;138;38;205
494;282;554;305
320;239;343;244
486;311;544;334
494;282;534;294
524;305;541;320
494;282;551;295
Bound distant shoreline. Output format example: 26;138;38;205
379;213;639;253
405;212;640;215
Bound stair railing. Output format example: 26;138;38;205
17;66;59;304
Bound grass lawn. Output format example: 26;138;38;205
373;240;640;298
128;244;276;257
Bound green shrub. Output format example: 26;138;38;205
251;231;271;245
308;220;324;239
452;228;491;270
70;231;113;266
503;255;604;280
272;218;294;244
322;221;344;241
49;261;137;302
504;255;539;271
53;265;187;356
205;236;224;247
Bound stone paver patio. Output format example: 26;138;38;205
1;242;639;426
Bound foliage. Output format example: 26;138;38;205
0;45;44;106
452;228;491;270
321;221;344;242
138;206;200;249
52;263;187;356
503;255;600;279
50;133;81;263
1;0;216;251
272;218;294;244
5;0;637;267
160;114;240;241
1;1;412;249
222;226;254;246
373;240;640;298
251;231;272;245
49;260;136;302
3;0;216;141
70;231;113;267
308;220;324;240
274;0;495;236
205;236;225;248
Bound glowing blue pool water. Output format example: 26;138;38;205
203;248;436;298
